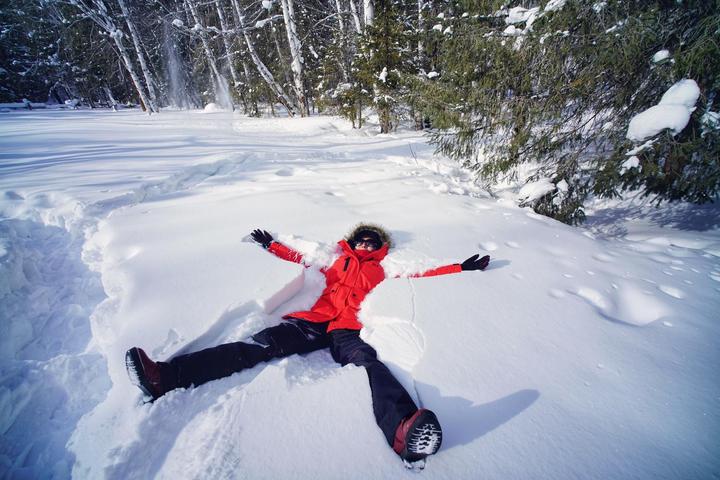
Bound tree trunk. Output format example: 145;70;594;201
214;0;241;91
334;0;350;82
111;30;154;113
230;0;297;116
117;0;159;111
184;0;232;109
71;0;155;113
417;0;425;61
240;58;258;115
363;0;374;27
334;0;345;33
348;0;363;34
279;0;308;116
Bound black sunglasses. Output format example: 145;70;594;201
355;237;381;248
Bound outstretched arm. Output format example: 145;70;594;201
250;229;305;265
405;254;490;278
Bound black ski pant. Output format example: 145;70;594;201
162;319;418;446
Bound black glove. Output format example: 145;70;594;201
461;254;490;271
251;229;274;249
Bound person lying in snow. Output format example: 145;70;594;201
125;223;490;466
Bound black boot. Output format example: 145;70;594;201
392;409;443;463
125;347;175;400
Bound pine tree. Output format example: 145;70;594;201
422;0;720;224
355;0;415;133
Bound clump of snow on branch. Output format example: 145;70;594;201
621;156;640;174
544;0;567;12
592;1;607;12
506;6;539;25
652;50;670;63
518;178;556;204
378;67;388;83
626;79;700;142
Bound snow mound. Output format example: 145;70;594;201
203;103;225;112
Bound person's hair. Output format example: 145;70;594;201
344;223;393;249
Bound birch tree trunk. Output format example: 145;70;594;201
213;0;240;90
417;0;425;61
230;0;297;116
363;0;374;27
184;0;231;109
348;0;363;34
279;0;308;116
334;0;349;82
72;0;155;113
117;0;158;111
334;0;345;33
110;29;155;113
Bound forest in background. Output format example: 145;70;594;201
1;0;718;223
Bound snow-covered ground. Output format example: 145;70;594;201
1;109;718;479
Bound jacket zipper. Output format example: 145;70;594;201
343;257;351;271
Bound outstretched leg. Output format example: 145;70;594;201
126;320;329;399
328;329;442;464
328;329;418;445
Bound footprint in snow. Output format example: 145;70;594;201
593;253;614;263
548;289;565;298
572;286;611;311
649;254;672;264
505;241;520;249
658;285;685;299
4;191;24;200
275;168;294;176
480;241;498;251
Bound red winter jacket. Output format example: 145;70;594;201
268;240;462;331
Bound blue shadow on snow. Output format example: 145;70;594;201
415;382;540;451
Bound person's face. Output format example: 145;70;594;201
354;236;380;251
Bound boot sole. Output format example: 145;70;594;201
401;409;443;463
125;347;159;400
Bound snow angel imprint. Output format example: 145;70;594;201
125;223;490;468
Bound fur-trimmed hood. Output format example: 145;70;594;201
344;222;393;249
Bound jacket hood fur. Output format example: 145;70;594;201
344;222;394;249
